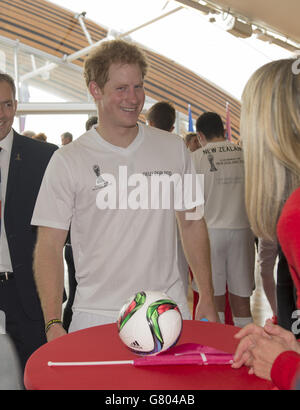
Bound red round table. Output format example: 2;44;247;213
24;320;274;390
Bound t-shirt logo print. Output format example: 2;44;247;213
207;153;218;172
93;164;109;189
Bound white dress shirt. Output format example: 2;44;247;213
0;128;14;271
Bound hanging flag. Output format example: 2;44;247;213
188;104;194;132
226;102;232;141
19;116;26;134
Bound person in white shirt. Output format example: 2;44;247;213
192;112;255;327
184;132;201;153
146;100;192;299
32;40;218;341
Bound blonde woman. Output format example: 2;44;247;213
232;58;300;389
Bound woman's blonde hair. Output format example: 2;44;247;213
83;39;148;90
241;58;300;240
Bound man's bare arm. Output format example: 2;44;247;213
33;226;68;341
176;210;218;322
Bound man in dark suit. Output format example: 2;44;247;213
0;73;58;372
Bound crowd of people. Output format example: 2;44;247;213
0;38;299;390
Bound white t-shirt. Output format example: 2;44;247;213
192;140;249;229
32;124;204;320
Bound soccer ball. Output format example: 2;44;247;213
117;290;183;355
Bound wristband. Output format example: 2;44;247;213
45;319;63;333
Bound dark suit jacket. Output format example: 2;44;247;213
4;131;58;320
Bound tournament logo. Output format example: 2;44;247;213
207;153;218;172
92;165;109;190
